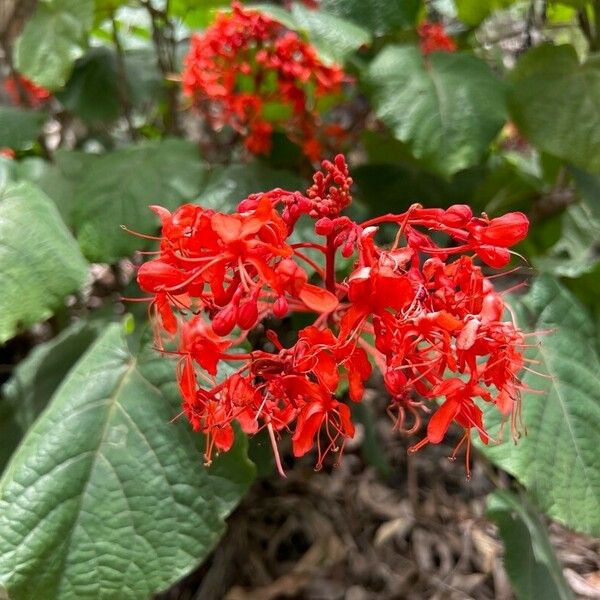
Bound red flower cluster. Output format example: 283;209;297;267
135;155;532;477
4;73;51;108
418;22;457;55
182;2;347;161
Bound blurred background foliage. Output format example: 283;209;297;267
0;0;599;598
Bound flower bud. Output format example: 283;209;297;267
212;304;238;336
479;212;529;247
315;217;334;235
442;205;472;227
237;298;259;330
273;295;289;318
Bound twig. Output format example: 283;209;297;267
139;0;180;135
110;15;138;140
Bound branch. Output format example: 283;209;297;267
110;15;138;140
139;0;180;135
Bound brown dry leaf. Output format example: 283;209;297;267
471;527;502;573
563;569;600;599
225;535;346;600
374;514;415;547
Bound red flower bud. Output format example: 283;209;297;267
479;212;529;247
237;298;259;330
212;304;238;336
315;217;334;235
442;205;472;227
273;295;289;318
475;245;510;268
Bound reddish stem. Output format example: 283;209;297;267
325;233;336;293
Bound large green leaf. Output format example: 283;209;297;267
509;45;600;174
534;202;600;277
14;0;95;90
367;46;508;177
288;4;371;64
71;140;207;262
14;152;97;226
479;276;600;536
0;321;102;469
319;0;420;34
124;47;164;108
487;490;574;600
252;3;371;64
57;47;120;124
0;324;255;600
0;182;88;344
0;108;46;149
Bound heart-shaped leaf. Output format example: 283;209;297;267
478;276;600;536
509;45;600;174
15;0;94;90
367;46;508;177
0;324;255;600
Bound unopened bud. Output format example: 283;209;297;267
315;217;334;235
442;205;472;227
273;295;289;318
237;298;259;330
212;304;238;336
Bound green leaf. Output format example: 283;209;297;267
319;0;420;34
0;107;46;149
124;47;164;108
288;4;371;64
456;0;517;26
509;45;600;174
473;157;540;216
534;202;600;277
367;46;508;177
248;4;300;30
487;490;574;600
169;0;231;28
14;0;95;90
71;140;207;262
199;161;307;211
0;321;101;469
0;324;255;600
251;3;370;64
57;47;120;124
15;151;97;226
0;182;88;344
571;167;600;221
478;276;600;536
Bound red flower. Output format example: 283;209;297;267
131;155;531;476
292;390;355;466
181;2;348;160
4;73;51;108
418;22;457;56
